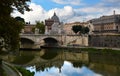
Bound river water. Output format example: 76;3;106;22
7;48;120;76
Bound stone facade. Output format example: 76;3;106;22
63;22;94;35
63;22;85;35
21;24;35;34
90;12;120;34
89;34;120;48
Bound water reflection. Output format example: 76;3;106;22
3;49;120;76
26;61;102;76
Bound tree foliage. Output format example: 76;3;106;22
16;66;35;76
15;16;25;23
0;0;30;16
84;27;90;34
0;0;30;51
0;17;23;51
72;25;82;34
72;25;90;34
35;21;45;34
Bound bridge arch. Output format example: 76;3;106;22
20;38;35;44
42;37;60;46
20;37;35;48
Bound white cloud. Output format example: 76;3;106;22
12;3;48;24
52;0;81;5
48;6;75;22
12;3;82;24
11;2;120;24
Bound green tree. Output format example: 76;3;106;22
0;0;30;16
0;0;30;52
84;27;90;34
15;16;25;24
0;17;23;51
72;25;89;35
81;27;90;34
36;21;45;34
72;25;82;34
16;66;34;76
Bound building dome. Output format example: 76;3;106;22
51;12;60;22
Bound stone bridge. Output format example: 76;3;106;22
20;34;88;49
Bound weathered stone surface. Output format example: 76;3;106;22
89;35;120;48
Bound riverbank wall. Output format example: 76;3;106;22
89;34;120;48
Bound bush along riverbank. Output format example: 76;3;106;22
15;66;35;76
80;47;120;54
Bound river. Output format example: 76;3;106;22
4;48;120;76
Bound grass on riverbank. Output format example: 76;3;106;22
80;47;120;54
15;66;34;76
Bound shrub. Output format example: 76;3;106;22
16;66;35;76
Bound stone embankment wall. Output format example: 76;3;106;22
65;35;88;46
89;34;120;48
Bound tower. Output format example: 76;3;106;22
113;10;115;15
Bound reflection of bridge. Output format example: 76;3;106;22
24;50;120;75
24;50;89;71
3;49;120;75
20;34;88;49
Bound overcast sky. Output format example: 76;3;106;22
12;0;120;24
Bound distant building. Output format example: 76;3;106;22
21;24;35;34
90;11;120;34
45;12;64;35
63;22;94;35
